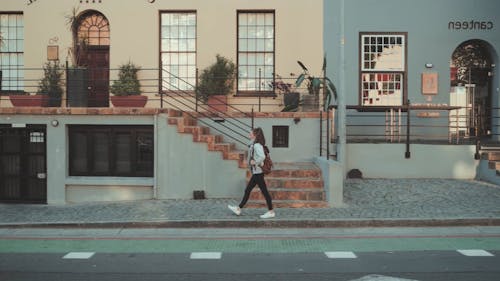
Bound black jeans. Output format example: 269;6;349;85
239;173;273;210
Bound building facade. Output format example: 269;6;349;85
1;0;500;206
0;0;328;205
325;0;500;180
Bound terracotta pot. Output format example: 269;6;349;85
110;95;148;107
207;95;228;112
9;95;49;107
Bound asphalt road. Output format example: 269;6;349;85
1;251;499;281
1;227;499;281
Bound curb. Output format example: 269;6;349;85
1;218;500;228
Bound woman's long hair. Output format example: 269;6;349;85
253;127;266;146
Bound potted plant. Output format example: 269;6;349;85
39;61;64;107
110;62;147;107
196;54;236;112
10;61;63;107
295;58;337;111
8;90;49;107
272;74;300;112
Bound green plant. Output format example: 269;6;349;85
38;61;64;96
196;54;236;103
37;61;64;106
295;57;337;111
110;62;141;96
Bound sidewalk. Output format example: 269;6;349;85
1;179;500;228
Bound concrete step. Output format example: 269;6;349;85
264;178;324;189
484;151;500;161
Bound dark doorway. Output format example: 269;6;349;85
79;47;110;107
75;10;110;107
0;125;47;203
450;40;494;138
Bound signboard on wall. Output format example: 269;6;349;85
421;73;438;95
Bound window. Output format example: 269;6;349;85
161;12;196;91
272;126;289;148
77;12;110;46
69;126;154;177
237;11;274;94
0;13;24;92
360;33;406;106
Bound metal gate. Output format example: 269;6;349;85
0;125;47;203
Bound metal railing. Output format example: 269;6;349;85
325;102;500;159
0;66;329;148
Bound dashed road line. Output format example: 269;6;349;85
457;249;494;257
62;252;95;259
325;251;357;259
190;252;222;259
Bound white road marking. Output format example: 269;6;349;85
63;252;95;259
325;251;357;259
457;249;494;257
190;252;222;259
349;274;419;280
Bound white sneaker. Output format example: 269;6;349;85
228;205;241;216
260;210;275;219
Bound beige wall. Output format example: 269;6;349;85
2;0;323;101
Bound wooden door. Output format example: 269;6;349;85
80;47;110;107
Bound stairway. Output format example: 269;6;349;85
167;109;247;168
247;162;328;208
166;109;327;208
483;150;500;175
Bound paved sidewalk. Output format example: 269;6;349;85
1;179;500;228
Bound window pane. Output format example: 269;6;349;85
115;133;131;174
71;132;87;174
93;132;109;173
136;132;154;174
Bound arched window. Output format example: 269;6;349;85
77;12;110;46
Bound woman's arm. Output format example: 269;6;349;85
253;143;265;166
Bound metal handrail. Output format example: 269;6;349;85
159;69;253;146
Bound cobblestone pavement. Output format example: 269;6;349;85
1;179;500;227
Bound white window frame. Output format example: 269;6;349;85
360;33;407;107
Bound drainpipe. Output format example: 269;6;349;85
338;0;347;177
153;114;158;199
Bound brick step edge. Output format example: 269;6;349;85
247;178;324;189
246;170;322;178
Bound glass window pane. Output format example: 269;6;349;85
115;133;131;174
71;132;87;174
161;13;171;24
187;53;196;65
136;133;154;174
239;13;247;25
187;14;196;25
256;39;264;52
93;132;109;173
265;13;274;25
239;39;247;52
187;26;195;38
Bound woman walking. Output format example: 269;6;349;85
228;127;275;219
